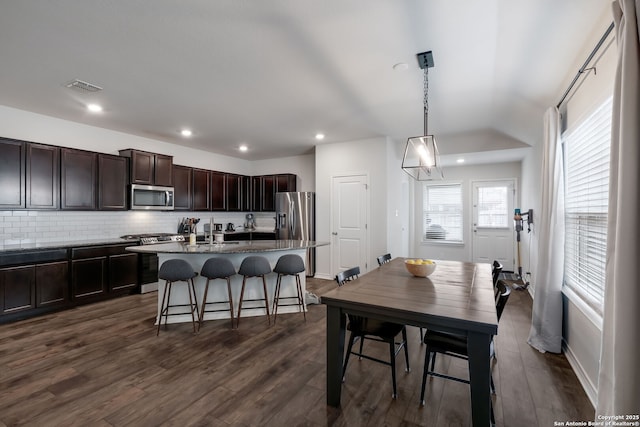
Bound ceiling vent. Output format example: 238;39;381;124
65;79;103;93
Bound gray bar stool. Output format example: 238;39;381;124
157;259;199;336
272;254;306;324
237;256;272;328
199;257;237;330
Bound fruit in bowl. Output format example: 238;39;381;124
405;259;436;277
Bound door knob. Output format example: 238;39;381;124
331;232;338;235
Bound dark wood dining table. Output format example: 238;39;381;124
321;258;498;427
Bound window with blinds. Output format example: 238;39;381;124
423;183;463;243
562;96;612;314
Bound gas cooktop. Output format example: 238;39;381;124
120;233;185;245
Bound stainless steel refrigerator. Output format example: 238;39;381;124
275;192;315;276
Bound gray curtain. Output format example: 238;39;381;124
527;106;564;354
596;0;640;415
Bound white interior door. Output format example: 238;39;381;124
332;175;368;275
472;180;515;271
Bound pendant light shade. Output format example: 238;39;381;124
402;51;444;181
402;135;442;180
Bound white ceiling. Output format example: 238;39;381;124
0;1;611;161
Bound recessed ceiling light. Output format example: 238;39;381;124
393;62;409;71
315;133;325;140
180;129;192;137
239;145;248;152
457;158;465;164
87;103;102;113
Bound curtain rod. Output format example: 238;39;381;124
556;21;615;109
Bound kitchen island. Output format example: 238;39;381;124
127;240;328;325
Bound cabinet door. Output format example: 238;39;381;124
172;165;192;210
0;138;25;208
27;143;60;210
211;171;227;211
129;150;154;184
251;176;263;212
261;175;276;212
1;265;36;314
276;174;297;193
109;253;138;292
36;261;69;308
154;154;173;186
61;148;97;210
71;257;107;300
227;174;242;212
98;154;128;210
241;175;251;212
192;168;210;211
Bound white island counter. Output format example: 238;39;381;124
127;240;328;325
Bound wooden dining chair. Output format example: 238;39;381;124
376;253;392;266
335;266;410;399
419;280;512;423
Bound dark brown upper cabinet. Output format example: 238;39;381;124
119;149;173;186
253;173;296;212
211;171;226;211
192;168;210;211
226;173;243;212
27;143;60;210
61;148;97;210
172;165;193;211
0;138;26;208
98;154;128;210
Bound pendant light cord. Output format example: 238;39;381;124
423;67;429;135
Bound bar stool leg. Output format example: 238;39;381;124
237;277;247;328
198;278;211;331
187;278;197;334
272;274;282;324
157;280;170;336
262;275;271;325
296;274;306;321
226;277;235;329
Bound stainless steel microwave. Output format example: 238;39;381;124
130;184;174;210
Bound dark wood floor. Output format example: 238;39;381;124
0;278;593;426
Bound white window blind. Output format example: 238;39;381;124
562;96;612;314
423;183;463;242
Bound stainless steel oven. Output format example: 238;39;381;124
121;233;185;293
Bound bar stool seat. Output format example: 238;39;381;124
199;257;237;330
272;254;306;324
157;259;199;336
237;256;272;328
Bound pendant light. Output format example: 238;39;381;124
402;51;444;180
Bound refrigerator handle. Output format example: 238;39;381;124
277;213;286;229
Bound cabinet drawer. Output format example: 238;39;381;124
0;249;68;268
71;244;132;259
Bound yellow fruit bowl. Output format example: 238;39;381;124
405;259;437;277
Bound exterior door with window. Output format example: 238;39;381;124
472;180;515;271
331;175;368;275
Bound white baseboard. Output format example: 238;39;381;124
563;340;597;409
313;273;333;281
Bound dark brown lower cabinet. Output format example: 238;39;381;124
0;258;68;321
71;244;138;303
71;256;107;300
0;265;35;315
36;261;69;307
109;253;138;292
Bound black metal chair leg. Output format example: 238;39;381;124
342;331;357;382
389;338;397;399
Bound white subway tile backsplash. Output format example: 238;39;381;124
1;210;251;246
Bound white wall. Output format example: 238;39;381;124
251;154;315;192
315;136;398;279
412;161;523;262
